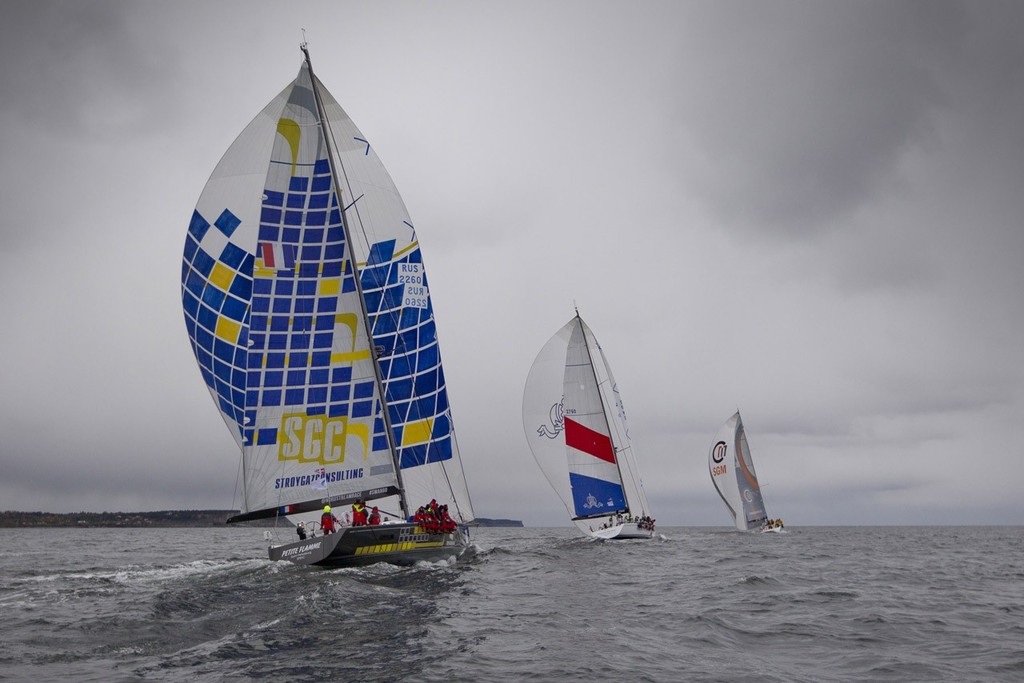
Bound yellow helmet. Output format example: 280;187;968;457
324;506;331;513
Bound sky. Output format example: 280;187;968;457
1;0;1022;527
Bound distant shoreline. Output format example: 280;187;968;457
0;510;523;528
0;510;264;528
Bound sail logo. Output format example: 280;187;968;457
278;412;370;464
274;468;363;490
536;398;565;439
711;441;728;477
582;493;604;510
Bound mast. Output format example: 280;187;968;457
300;43;409;519
575;309;633;515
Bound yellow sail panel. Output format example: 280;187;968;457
402;418;435;447
209;262;235;292
215;317;241;344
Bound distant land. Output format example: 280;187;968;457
0;510;523;528
469;518;524;527
0;510;271;528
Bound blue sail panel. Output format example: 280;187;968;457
568;472;626;519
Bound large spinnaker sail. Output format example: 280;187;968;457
182;56;473;523
523;315;651;529
709;411;767;530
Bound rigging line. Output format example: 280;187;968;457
421;418;471;523
305;51;466;517
313;84;417;393
303;45;408;518
311;85;428;381
343;194;364;212
576;313;632;513
231;452;243;521
315;82;379;271
443;413;475;522
593;340;648;513
322;153;460;509
588;342;632;476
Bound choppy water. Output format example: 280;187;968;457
1;526;1022;682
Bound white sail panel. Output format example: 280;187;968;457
587;323;651;517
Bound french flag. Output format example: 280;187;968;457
260;242;296;269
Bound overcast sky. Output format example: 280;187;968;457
2;1;1022;527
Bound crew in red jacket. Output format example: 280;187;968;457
320;506;339;534
352;499;367;526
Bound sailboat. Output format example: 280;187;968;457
522;311;655;540
709;411;781;532
180;44;475;567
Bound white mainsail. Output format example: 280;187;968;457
523;314;651;535
709;411;768;531
182;49;474;524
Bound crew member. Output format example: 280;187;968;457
321;505;339;534
352;499;367;526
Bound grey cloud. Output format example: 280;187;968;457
671;2;967;237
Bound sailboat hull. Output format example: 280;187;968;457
580;521;654;540
268;522;471;568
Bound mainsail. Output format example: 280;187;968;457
181;48;474;525
709;411;767;531
523;313;651;534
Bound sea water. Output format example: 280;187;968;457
1;526;1021;682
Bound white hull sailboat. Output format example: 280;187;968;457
181;44;475;567
709;411;783;533
522;312;655;540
